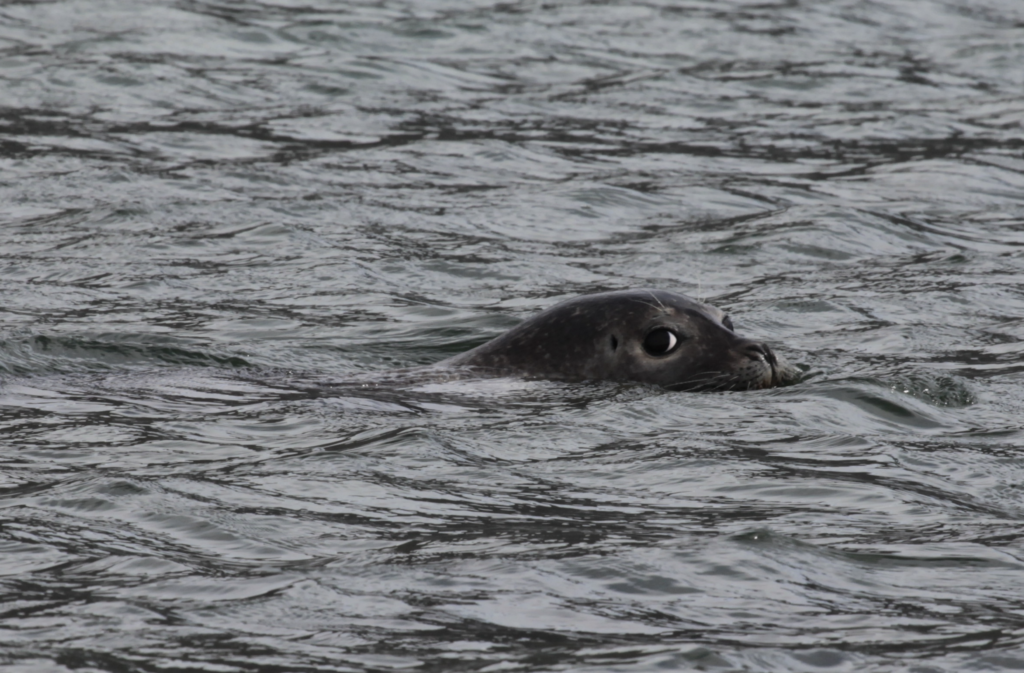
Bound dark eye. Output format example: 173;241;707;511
643;328;678;356
723;316;734;331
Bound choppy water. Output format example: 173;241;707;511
2;1;1024;671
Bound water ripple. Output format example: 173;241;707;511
3;0;1024;671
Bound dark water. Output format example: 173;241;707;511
3;1;1024;670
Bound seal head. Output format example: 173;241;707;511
440;289;793;391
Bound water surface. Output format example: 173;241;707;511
2;1;1024;671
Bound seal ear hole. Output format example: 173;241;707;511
643;328;678;356
610;335;618;351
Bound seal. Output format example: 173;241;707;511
438;289;795;391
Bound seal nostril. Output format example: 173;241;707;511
743;342;776;366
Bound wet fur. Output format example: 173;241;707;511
437;289;797;391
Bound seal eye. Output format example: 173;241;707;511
643;328;678;356
723;316;734;331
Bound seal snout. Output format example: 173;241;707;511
740;341;777;367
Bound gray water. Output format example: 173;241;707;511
2;1;1024;671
